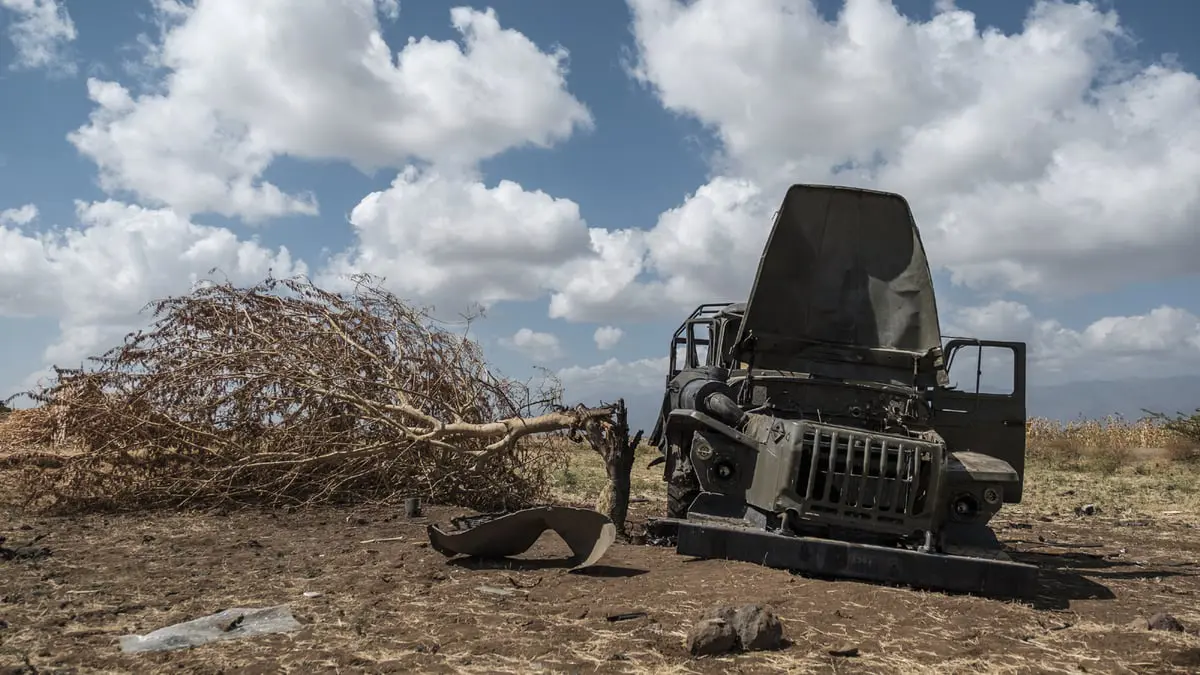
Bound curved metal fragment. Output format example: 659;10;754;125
427;506;616;570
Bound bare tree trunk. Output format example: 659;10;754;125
586;399;642;536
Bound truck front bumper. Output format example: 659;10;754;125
659;518;1039;599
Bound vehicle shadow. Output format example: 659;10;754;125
1004;546;1198;610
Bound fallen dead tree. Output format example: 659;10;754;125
5;273;616;513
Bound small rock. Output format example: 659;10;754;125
1074;504;1100;517
687;618;738;656
302;591;323;598
0;545;51;562
829;644;860;657
1148;612;1186;632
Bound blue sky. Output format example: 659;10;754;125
2;0;1199;420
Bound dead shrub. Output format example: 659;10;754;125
2;274;612;513
1146;408;1200;463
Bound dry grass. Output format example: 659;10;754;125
1013;462;1200;523
549;438;665;506
1015;416;1200;521
1026;414;1197;473
1026;415;1184;450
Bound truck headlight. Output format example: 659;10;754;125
713;460;736;481
952;493;979;519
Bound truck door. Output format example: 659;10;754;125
931;339;1027;503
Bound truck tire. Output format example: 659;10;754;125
666;442;699;519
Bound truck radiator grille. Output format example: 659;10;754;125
793;424;940;524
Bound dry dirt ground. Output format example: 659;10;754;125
3;451;1200;674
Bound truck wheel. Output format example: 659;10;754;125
666;442;699;519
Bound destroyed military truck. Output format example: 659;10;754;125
646;184;1038;598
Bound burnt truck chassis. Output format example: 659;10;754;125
644;186;1039;600
648;366;1038;600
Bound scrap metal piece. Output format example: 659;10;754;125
118;606;302;653
427;506;616;570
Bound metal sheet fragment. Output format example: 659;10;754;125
427;506;616;570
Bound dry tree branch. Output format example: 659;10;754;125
7;273;615;513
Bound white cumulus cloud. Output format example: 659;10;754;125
1;0;76;74
945;300;1200;382
500;328;563;362
593;326;624;350
557;356;668;399
321;166;594;312
376;0;399;21
542;0;1200;322
0;204;39;226
548;177;774;321
67;1;592;221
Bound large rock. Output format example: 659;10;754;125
690;604;785;655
